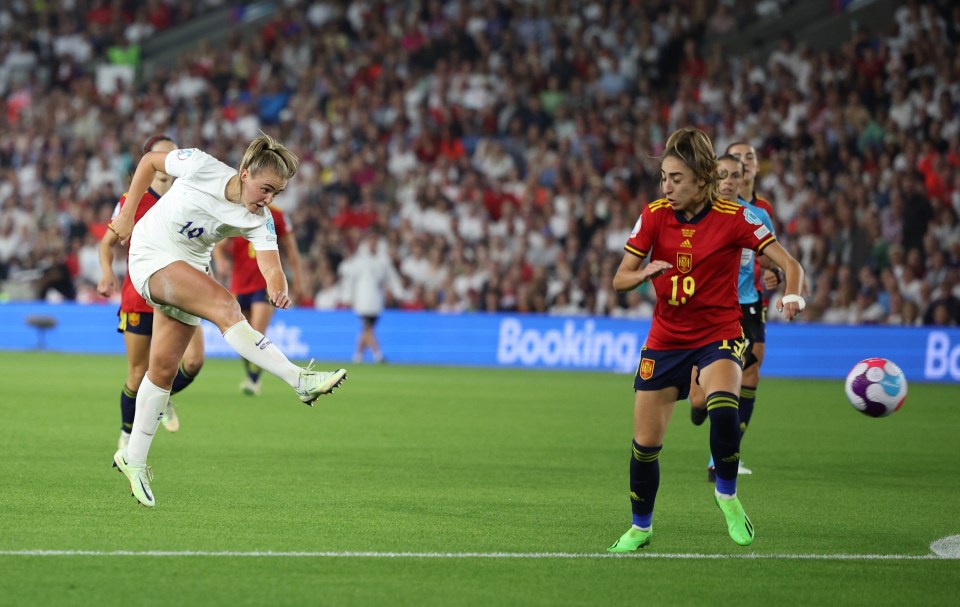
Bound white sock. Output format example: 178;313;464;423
631;524;651;532
715;490;736;500
222;320;302;387
125;376;169;465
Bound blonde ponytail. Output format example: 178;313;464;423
239;131;299;181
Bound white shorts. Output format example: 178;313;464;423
128;247;203;327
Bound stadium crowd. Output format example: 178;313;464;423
1;0;959;327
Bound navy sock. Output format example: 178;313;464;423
629;441;662;528
170;363;197;395
120;385;136;433
243;359;262;383
707;391;741;491
739;385;756;436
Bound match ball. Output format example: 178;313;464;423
844;357;907;418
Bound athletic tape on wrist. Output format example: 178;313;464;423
780;294;806;311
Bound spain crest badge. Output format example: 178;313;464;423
639;358;655;380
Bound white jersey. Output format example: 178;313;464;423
340;249;403;317
129;148;278;294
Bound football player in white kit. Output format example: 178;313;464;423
108;132;347;507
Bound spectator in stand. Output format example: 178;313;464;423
1;0;959;331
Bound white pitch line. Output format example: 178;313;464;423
0;550;954;560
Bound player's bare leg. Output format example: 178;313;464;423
114;312;195;507
150;262;345;403
163;325;205;432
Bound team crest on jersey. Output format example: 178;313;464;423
630;216;642;238
176;149;193;160
128;312;141;327
743;208;762;225
639;358;655;380
677;252;693;274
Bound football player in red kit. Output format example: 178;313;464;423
607;128;805;551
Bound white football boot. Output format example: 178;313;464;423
113;449;156;508
295;361;347;405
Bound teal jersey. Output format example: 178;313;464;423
735;198;775;304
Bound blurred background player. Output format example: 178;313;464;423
213;205;305;396
338;230;404;363
97;135;205;449
688;154;780;480
607;128;806;552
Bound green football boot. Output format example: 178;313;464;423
715;494;754;546
607;526;653;552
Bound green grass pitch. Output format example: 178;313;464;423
1;351;958;606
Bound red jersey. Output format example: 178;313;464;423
229;206;292;295
113;188;162;313
624;198;777;349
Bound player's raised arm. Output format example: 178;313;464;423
110;151;169;243
97;221;121;297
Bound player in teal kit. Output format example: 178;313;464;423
689;154;780;480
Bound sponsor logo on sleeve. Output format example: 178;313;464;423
743;208;762;225
266;217;276;236
629;216;642;238
753;225;770;239
176;149;193;160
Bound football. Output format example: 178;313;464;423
844;357;908;418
